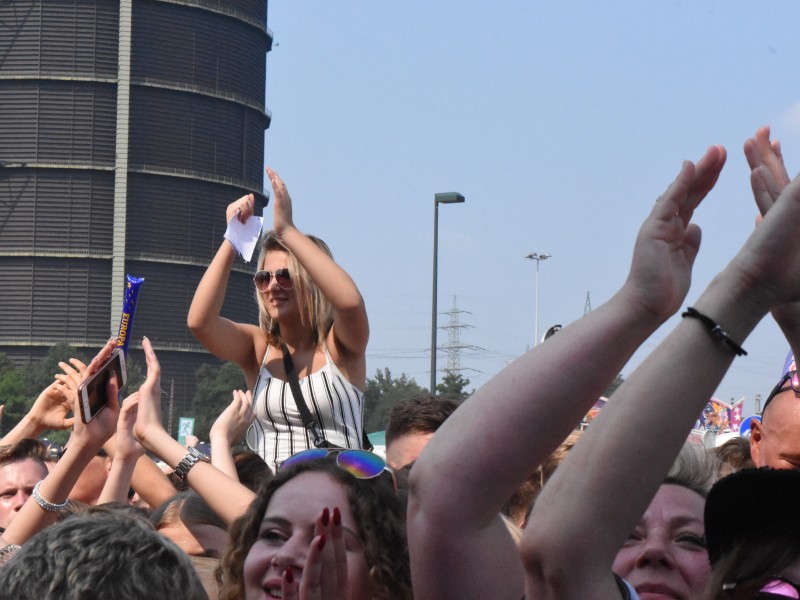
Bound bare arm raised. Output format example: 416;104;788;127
133;337;256;525
743;126;800;360
1;339;121;546
407;146;726;600
267;168;369;385
187;193;263;387
522;149;800;599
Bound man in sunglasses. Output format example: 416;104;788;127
749;352;800;470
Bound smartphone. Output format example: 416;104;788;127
78;349;127;423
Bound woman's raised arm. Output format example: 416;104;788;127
267;169;369;371
187;193;263;386
523;146;800;600
133;337;256;525
407;146;727;600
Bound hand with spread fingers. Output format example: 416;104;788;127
22;358;85;437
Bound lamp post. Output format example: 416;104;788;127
431;192;465;393
524;252;551;346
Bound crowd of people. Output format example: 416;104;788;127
2;128;800;599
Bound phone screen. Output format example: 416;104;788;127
78;350;127;423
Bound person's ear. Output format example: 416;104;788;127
749;420;763;465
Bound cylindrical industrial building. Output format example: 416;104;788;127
0;0;271;425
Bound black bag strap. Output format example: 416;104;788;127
282;345;372;451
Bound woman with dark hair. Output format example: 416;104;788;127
131;340;407;599
218;452;410;600
188;168;369;469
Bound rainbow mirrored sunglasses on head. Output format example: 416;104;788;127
253;268;292;292
763;370;800;414
723;576;800;599
279;448;396;491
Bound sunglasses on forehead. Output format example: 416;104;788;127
724;576;800;599
763;370;800;413
279;448;397;492
253;268;292;292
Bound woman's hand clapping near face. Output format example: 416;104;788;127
281;507;349;600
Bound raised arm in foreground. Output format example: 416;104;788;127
522;146;800;599
133;337;256;525
1;339;120;546
408;146;726;600
266;168;369;385
187;193;263;387
744;126;800;361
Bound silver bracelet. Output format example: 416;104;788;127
32;481;69;513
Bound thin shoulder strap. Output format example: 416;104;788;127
282;345;373;451
250;345;271;400
282;345;329;447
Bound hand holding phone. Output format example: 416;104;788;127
77;349;127;423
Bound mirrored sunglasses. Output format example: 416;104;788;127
254;268;292;291
279;448;397;491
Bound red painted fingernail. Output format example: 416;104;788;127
317;534;326;551
333;507;341;526
321;507;329;526
284;566;294;584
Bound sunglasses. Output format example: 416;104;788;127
763;370;800;413
724;576;800;599
279;448;397;491
253;268;292;292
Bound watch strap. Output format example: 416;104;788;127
173;447;209;481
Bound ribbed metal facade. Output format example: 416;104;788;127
0;0;271;425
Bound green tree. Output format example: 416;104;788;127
603;373;624;397
191;362;246;441
0;353;29;433
23;343;87;398
436;370;471;402
363;368;426;433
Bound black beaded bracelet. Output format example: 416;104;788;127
681;307;747;357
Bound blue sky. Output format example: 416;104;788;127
261;0;800;416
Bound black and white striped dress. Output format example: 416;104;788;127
249;345;366;471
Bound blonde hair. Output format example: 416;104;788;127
254;231;334;348
664;442;722;498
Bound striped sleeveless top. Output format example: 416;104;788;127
249;344;366;471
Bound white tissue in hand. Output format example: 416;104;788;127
224;212;263;263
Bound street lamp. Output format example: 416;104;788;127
524;252;551;346
431;192;465;393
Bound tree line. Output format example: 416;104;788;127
0;344;473;443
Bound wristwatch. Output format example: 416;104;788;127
173;447;210;482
